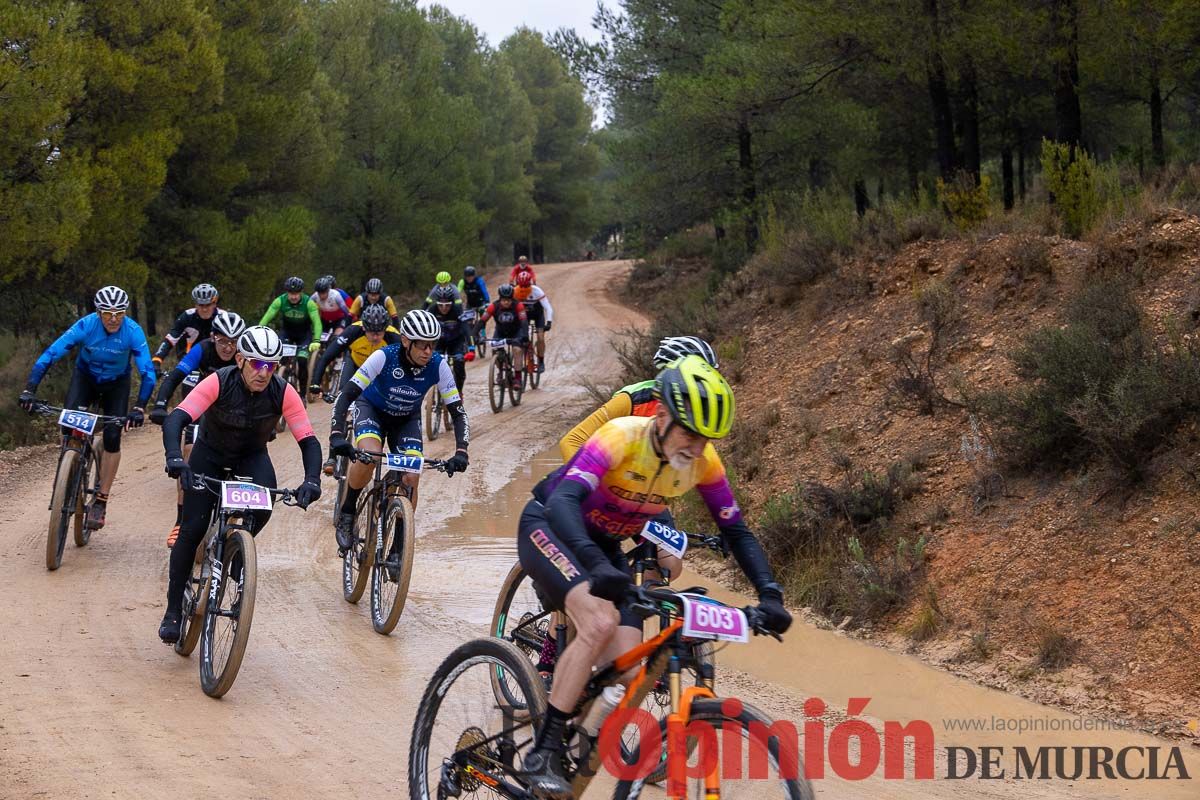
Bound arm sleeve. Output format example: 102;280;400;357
307;298;322;338
176;373;221;421
28;319;86;387
312;331;352;386
478;303;494;323
162;407;196;460
131;328;157;405
297;435;322;484
331;381;363;438
349;296;363;319
337;293;351;316
546;480;614;574
436;359;469;450
537;289;554;323
259;296;281;326
385;297;398;319
479;278;490;303
558;394;633;461
282;383;316;440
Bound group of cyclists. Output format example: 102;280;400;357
17;257;792;799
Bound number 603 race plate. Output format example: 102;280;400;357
221;482;272;511
679;594;749;643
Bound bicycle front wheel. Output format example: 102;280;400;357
409;637;547;800
613;698;813;800
46;448;80;571
199;527;257;698
342;498;374;604
370;495;415;634
72;450;96;547
488;356;505;413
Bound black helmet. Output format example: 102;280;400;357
361;304;389;332
285;276;304;292
365;277;383;294
464;265;477;278
497;283;514;299
432;284;456;303
315;276;333;293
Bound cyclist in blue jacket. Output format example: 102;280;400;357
18;286;157;530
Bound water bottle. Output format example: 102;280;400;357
579;685;626;737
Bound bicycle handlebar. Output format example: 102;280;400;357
625;583;783;641
30;401;128;424
348;448;450;473
190;473;301;506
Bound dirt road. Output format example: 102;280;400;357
0;259;1194;799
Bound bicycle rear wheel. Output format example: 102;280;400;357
46;448;80;571
175;542;211;657
199;527;257;698
489;563;560;713
370;495;415;634
342;496;374;604
423;391;441;441
488;356;505;413
526;349;541;390
612;698;813;800
408;637;547;800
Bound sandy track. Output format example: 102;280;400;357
1;259;1194;799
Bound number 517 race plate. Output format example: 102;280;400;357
221;482;272;511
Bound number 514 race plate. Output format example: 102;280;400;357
58;408;98;436
679;594;749;643
221;482;272;511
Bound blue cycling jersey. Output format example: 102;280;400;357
351;344;461;418
29;313;157;403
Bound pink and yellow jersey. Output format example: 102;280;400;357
545;415;742;541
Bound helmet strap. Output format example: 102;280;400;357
652;418;675;462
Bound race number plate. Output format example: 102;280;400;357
679;594;749;643
221;482;272;511
488;339;508;348
182;370;201;388
383;454;424;474
640;519;688;560
280;343;298;357
58;409;98;435
460;308;476;322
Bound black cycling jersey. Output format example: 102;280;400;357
164;365;291;461
153;308;217;361
154;339;233;406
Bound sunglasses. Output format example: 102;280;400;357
409;340;435;352
247;359;278;373
99;310;126;320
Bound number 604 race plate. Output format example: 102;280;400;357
679;594;749;643
221;482;272;511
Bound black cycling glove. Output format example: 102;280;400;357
294;479;321;510
443;450;469;476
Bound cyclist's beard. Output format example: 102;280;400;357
668;452;695;472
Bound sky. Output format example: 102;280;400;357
419;0;602;48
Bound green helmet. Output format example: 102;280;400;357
653;355;735;439
435;271;452;285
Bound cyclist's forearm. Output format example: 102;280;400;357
155;369;184;405
719;520;777;594
447;400;469;451
162;408;194;459
546;481;612;573
297;434;322;483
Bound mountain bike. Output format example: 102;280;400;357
409;582;810;800
173;473;299;698
488;339;524;413
523;341;541;391
491;522;725;783
338;449;449;633
32;403;126;571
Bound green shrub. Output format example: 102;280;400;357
937;171;993;230
979;270;1200;479
1041;139;1102;238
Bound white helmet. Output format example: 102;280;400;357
237;326;283;361
94;286;129;311
653;335;719;370
192;283;218;304
399;309;441;341
212;310;246;340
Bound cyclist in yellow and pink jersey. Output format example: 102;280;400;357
515;356;791;798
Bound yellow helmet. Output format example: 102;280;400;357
436;271;452;285
653;355;735;439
